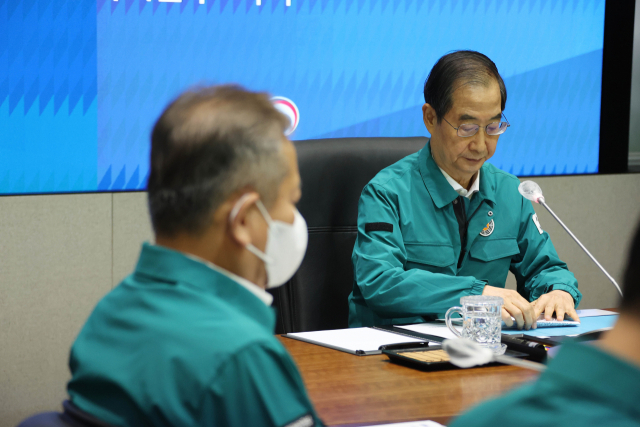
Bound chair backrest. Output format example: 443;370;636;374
17;401;115;427
271;137;428;333
17;413;72;427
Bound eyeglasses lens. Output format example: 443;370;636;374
458;124;479;137
487;122;509;135
455;121;509;137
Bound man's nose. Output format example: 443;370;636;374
469;128;487;153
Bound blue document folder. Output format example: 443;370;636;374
502;315;618;337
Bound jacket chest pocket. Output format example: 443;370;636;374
469;238;520;262
467;238;520;287
405;243;455;274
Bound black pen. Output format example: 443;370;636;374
378;341;430;351
501;334;547;362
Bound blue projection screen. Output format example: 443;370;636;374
0;0;605;194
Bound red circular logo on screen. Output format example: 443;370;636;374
271;96;299;136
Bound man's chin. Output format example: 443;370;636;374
459;157;485;173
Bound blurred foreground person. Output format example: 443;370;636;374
66;86;322;427
450;219;640;427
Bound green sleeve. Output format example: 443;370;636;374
353;183;486;318
510;197;581;306
204;341;323;427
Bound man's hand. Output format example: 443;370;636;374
482;285;536;330
532;290;580;323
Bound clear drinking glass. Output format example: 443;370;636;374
445;296;507;354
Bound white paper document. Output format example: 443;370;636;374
575;309;617;317
395;323;458;340
284;327;424;355
367;421;445;427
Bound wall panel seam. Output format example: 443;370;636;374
111;193;115;289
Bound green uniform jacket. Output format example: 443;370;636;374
349;141;580;327
449;342;640;427
67;243;322;427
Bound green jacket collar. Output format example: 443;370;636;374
477;162;497;207
133;242;275;331
419;140;497;209
544;342;640;417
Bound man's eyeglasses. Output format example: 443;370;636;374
443;114;510;138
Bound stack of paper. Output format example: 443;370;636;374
285;327;424;355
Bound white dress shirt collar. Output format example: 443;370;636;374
185;253;274;306
438;167;480;200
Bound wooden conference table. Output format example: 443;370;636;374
279;336;539;427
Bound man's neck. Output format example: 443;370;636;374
155;233;267;289
438;164;476;191
597;313;640;368
431;152;475;189
454;171;476;191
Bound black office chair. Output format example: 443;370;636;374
271;137;428;333
17;400;115;427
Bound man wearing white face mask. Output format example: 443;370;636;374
65;86;322;427
231;194;308;288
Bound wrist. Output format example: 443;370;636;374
474;280;488;296
472;279;491;295
546;282;578;300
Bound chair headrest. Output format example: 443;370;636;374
294;137;428;228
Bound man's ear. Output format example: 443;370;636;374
227;192;261;247
422;103;437;135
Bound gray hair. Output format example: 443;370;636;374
147;85;290;237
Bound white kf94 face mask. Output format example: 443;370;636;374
229;195;308;288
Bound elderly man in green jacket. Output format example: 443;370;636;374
66;86;322;427
349;51;581;330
